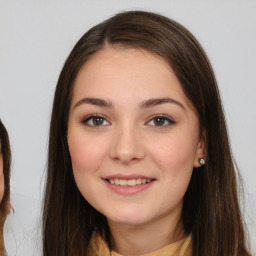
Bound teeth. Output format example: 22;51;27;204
108;178;152;186
127;179;136;186
119;179;127;185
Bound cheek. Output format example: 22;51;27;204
148;133;197;179
67;128;111;210
148;134;197;207
68;128;108;174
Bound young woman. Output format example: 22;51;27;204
43;11;251;256
0;120;11;256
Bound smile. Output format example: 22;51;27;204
107;178;152;186
103;176;156;195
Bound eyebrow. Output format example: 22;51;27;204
73;97;185;110
73;97;113;109
139;97;185;110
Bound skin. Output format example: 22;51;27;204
68;47;205;254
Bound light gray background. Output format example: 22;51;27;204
0;1;255;255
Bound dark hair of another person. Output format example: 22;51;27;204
43;11;251;256
0;120;11;251
0;120;11;220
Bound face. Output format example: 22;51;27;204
0;152;4;202
68;47;204;228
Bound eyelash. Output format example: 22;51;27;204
81;114;175;128
146;115;175;127
81;114;110;127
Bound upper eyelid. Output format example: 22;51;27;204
82;113;107;119
146;114;175;122
82;114;110;123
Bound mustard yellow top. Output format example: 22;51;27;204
87;232;193;256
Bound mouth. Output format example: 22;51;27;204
102;175;156;195
106;178;154;186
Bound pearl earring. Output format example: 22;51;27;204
199;158;205;166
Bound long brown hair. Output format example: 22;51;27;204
0;120;11;255
43;11;251;255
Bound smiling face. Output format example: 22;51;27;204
67;47;204;229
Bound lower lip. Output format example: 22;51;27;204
103;179;155;195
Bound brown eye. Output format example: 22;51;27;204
147;115;175;127
92;117;104;126
82;115;110;127
153;117;166;126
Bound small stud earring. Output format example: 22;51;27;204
199;158;205;166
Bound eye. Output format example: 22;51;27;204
82;115;110;127
147;115;175;127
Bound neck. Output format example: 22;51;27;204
107;211;185;255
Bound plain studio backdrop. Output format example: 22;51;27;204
0;1;255;255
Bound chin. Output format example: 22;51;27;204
106;210;152;226
110;217;149;226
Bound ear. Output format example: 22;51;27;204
193;130;206;168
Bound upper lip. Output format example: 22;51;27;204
103;174;155;180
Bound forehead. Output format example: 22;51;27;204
78;46;173;79
75;48;174;90
72;47;195;111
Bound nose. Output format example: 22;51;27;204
110;124;146;164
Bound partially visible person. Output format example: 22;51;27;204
0;120;11;256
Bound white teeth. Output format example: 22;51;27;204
108;178;152;186
119;179;127;185
127;179;136;186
